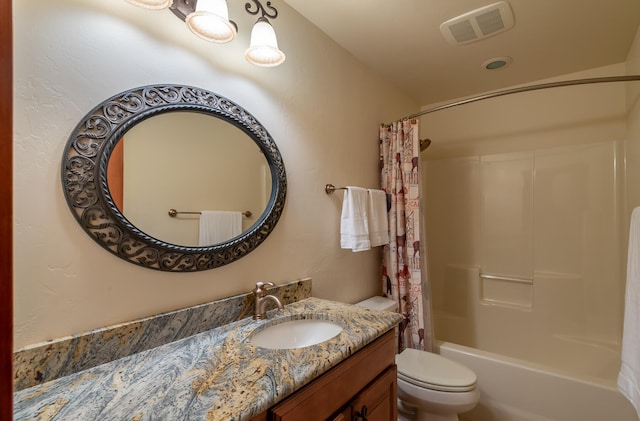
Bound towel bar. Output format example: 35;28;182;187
168;209;252;218
325;184;347;194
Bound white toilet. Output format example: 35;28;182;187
356;296;480;421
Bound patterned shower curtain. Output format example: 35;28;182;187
380;119;434;353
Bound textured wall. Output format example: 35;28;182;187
13;0;417;348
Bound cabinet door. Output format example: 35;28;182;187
351;366;397;421
330;406;352;421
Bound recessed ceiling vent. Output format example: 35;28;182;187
440;1;514;45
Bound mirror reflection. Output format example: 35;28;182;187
108;112;271;247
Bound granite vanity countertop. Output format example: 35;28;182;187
14;297;402;421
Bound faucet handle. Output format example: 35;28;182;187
253;281;275;295
256;281;274;289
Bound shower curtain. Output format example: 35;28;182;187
380;119;434;352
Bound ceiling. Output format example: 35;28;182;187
283;0;640;106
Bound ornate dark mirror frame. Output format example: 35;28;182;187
61;84;286;272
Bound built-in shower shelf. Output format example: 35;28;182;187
480;273;533;309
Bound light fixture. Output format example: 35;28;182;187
482;56;512;71
125;0;286;67
185;0;237;43
245;16;285;67
124;0;173;10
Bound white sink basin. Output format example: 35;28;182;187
249;319;343;349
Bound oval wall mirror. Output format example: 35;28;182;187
61;85;286;272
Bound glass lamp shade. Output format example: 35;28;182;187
124;0;173;10
185;0;237;43
245;17;286;67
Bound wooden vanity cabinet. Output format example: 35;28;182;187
334;365;397;421
251;329;397;421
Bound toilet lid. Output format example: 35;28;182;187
396;348;477;392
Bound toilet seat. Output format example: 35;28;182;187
396;348;477;392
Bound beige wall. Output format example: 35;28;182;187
13;0;418;349
420;64;628;159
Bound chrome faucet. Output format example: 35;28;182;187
252;281;284;320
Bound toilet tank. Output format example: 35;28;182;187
356;296;398;312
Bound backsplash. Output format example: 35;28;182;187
13;278;312;391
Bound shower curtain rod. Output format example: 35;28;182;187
401;75;640;121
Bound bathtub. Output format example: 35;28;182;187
437;341;638;421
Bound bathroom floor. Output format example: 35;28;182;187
398;412;416;421
398;406;416;421
399;407;474;421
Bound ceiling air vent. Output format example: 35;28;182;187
440;1;514;45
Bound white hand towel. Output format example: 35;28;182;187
199;211;242;246
340;186;371;252
618;206;640;418
368;189;389;247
